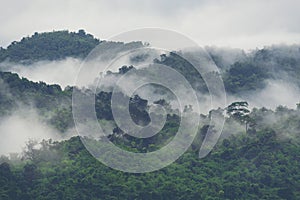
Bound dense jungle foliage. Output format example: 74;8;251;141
0;30;299;199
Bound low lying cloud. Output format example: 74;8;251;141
0;108;76;156
0;58;82;88
231;80;300;110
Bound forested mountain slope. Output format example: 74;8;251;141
0;30;100;63
0;30;300;200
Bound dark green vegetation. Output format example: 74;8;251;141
1;30;300;95
0;71;73;132
1;71;300;199
0;30;100;63
221;46;300;94
0;31;300;199
1;107;300;199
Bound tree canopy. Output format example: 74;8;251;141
0;30;100;63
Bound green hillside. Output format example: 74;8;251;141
0;31;300;199
0;30;100;63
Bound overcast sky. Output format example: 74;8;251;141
1;0;300;49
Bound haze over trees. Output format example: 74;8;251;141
0;30;300;199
